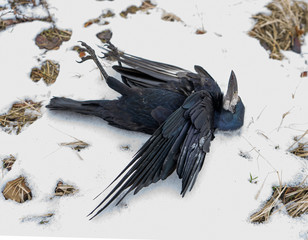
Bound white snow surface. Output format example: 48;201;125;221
0;0;308;239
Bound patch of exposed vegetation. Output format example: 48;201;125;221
120;144;131;151
300;71;307;77
251;184;308;223
0;100;42;134
84;9;114;27
2;155;16;171
54;181;78;197
2;176;32;203
120;0;156;18
35;27;72;50
291;142;308;158
30;60;60;85
60;140;89;160
72;45;87;59
249;173;258;184
288;130;308;159
21;213;54;225
59;140;89;152
195;29;206;35
96;29;112;43
0;0;53;32
249;0;308;60
161;12;182;22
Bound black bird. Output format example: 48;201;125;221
46;42;245;219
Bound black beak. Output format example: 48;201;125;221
223;70;239;113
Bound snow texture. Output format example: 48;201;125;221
0;0;308;239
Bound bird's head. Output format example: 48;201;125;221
215;71;245;131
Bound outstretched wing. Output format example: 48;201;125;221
88;90;215;219
101;44;221;96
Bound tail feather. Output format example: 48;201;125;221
46;97;105;117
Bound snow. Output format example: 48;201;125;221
0;0;308;239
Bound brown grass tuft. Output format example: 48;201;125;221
251;182;308;223
30;60;60;85
250;185;286;223
54;181;78;196
120;0;156;18
2;176;32;203
59;140;89;152
0;100;42;134
35;27;72;50
249;0;308;60
2;155;16;171
289;130;308;159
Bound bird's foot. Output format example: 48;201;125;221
98;42;122;61
77;41;98;63
77;41;109;80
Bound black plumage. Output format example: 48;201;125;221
46;41;245;219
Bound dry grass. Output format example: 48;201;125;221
289;130;308;159
84;10;114;27
0;0;53;32
35;27;72;50
291;142;308;158
54;181;78;196
59;140;89;152
30;60;60;85
0;100;42;134
2;155;16;171
249;0;308;59
251;185;286;223
120;0;156;18
282;186;308;217
251;182;308;223
2;176;32;203
60;140;90;160
21;213;54;225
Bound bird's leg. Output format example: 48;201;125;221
97;43;131;85
77;41;109;80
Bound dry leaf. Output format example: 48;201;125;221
195;29;206;35
300;71;307;77
79;51;86;58
84;21;94;28
3;177;32;203
96;29;113;43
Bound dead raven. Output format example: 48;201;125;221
46;42;245;219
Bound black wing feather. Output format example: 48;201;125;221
89;90;215;219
